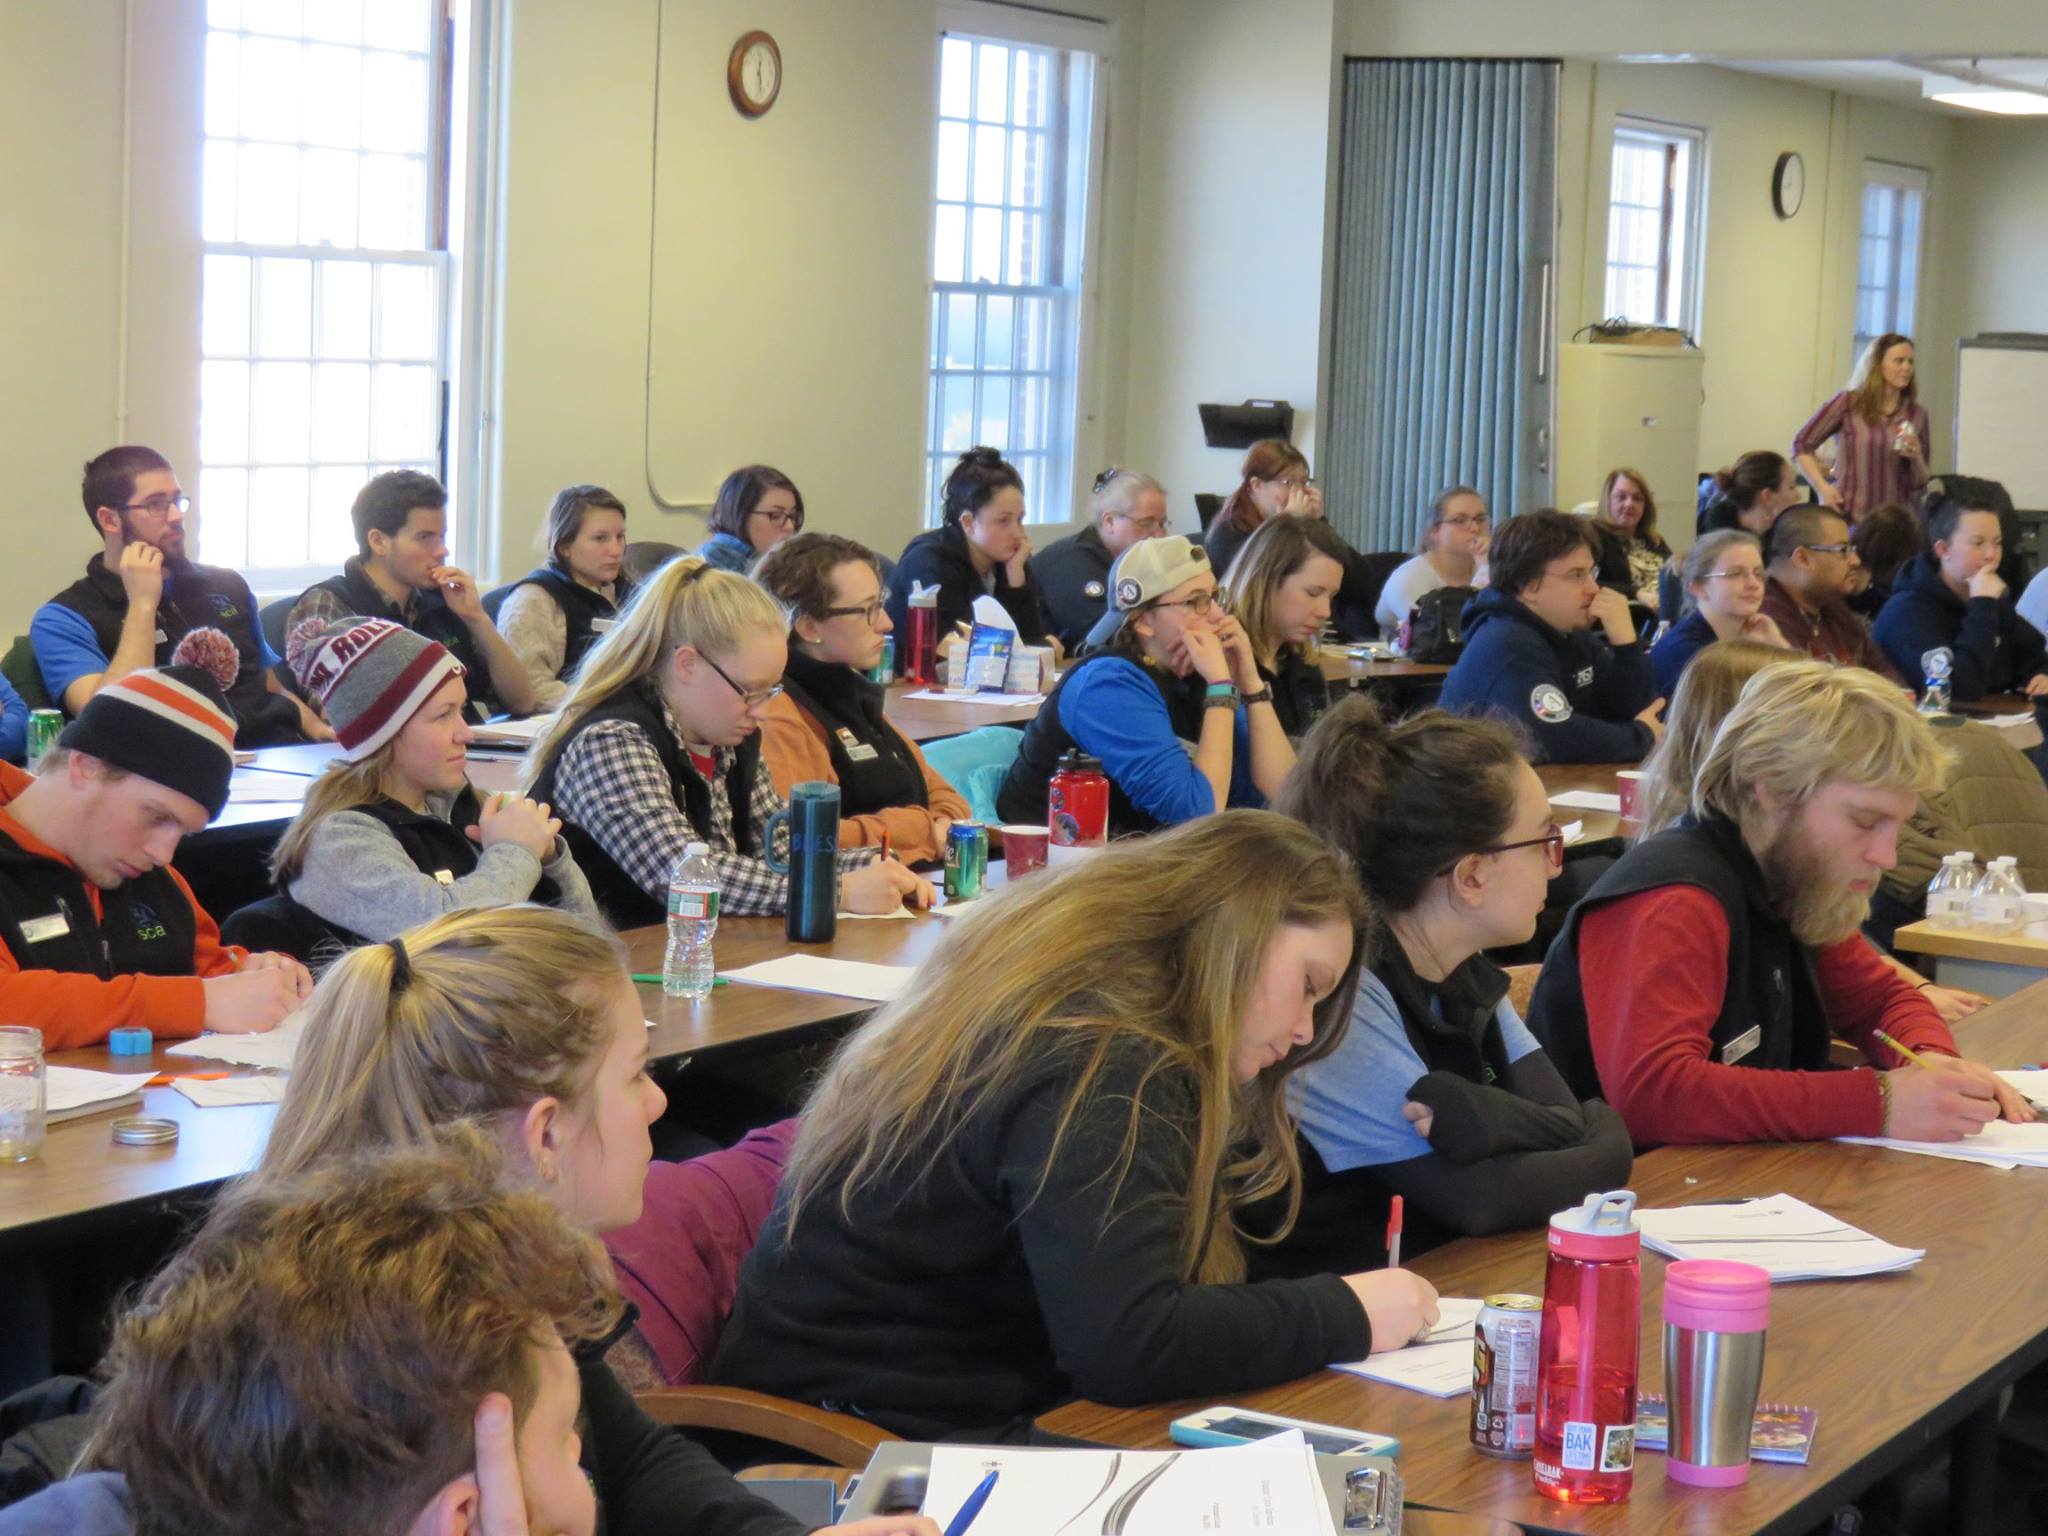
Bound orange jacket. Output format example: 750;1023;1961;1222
0;762;245;1049
757;693;970;866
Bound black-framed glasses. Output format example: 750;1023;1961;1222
1439;823;1566;876
750;507;802;530
125;493;189;517
821;593;890;625
701;650;783;708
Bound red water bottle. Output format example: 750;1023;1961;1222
905;586;940;683
1048;750;1108;847
1533;1190;1640;1505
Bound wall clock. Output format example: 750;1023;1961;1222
1772;151;1805;220
729;30;781;118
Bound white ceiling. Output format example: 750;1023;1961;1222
1716;57;2048;117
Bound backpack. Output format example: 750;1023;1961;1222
1403;585;1476;663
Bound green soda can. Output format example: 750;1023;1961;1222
944;821;987;901
25;710;63;767
867;636;895;686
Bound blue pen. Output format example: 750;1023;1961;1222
942;1469;999;1536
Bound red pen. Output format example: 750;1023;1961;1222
1385;1195;1404;1270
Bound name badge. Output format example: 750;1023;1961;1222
432;868;455;886
19;911;70;944
835;728;880;763
1720;1024;1763;1065
591;618;617;634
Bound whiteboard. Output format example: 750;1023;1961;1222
1957;336;2048;511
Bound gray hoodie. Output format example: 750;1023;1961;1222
0;1472;131;1535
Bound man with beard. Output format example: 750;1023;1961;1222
1758;504;1903;683
31;446;328;747
1527;662;2032;1146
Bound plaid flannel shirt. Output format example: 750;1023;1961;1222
550;696;874;917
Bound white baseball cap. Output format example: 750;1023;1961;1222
1081;535;1213;649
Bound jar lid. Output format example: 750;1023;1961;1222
107;1026;153;1056
111;1116;180;1146
1547;1189;1640;1259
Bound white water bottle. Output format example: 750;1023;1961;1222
1925;853;1976;931
1969;855;2025;936
664;842;721;999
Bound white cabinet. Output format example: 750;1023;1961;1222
1556;344;1706;553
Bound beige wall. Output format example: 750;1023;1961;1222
1942;119;2048;342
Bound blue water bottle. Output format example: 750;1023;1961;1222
765;781;840;944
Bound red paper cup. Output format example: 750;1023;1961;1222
1616;770;1644;834
1002;824;1050;877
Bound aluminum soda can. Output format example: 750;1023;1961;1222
25;710;62;766
867;637;895;686
944;821;987;901
1472;1293;1542;1458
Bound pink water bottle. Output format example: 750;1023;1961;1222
1534;1190;1640;1505
905;585;940;683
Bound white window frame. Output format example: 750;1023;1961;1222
1855;159;1929;356
1602;116;1705;338
926;2;1107;527
197;0;458;594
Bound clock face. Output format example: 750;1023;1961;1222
729;31;781;117
745;43;778;100
1774;151;1804;219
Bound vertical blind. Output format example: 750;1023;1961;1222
1323;59;1558;554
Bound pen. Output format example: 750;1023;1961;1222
879;830;891;864
630;974;727;988
942;1470;999;1536
146;1072;231;1087
1385;1194;1403;1270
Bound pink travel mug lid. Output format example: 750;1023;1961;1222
1663;1258;1771;1333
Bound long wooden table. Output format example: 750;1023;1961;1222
1;904;980;1250
1038;982;2048;1536
1893;916;2048;999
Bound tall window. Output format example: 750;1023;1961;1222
1603;119;1704;334
926;23;1097;525
1856;161;1928;353
199;0;453;587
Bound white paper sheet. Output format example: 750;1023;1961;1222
720;955;916;1003
1560;819;1586;845
1548;790;1623;813
1841;1116;2048;1169
46;1066;154;1121
170;1075;288;1107
226;770;314;804
1636;1193;1924;1280
921;1433;1333;1536
1980;710;2037;730
164;1011;308;1070
1331;1298;1484;1397
898;688;1042;707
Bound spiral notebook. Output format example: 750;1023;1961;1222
1633;1395;1819;1465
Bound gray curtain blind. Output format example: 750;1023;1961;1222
1323;59;1558;555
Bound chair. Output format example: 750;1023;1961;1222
636;1388;889;1469
1194;493;1224;532
1345;550;1410;640
624;540;685;584
0;637;52;714
918;725;1023;823
220;894;346;965
482;581;517;623
258;596;297;657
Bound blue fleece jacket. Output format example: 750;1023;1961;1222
1874;551;2048;701
1439;588;1657;764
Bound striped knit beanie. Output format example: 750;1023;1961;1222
56;666;238;818
289;617;465;762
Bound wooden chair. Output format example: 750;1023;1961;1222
635;1384;890;1469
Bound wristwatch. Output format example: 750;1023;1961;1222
1240;687;1273;706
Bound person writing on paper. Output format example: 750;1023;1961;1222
1266;698;1634;1269
1220;515;1347;739
1439;511;1665;765
752;534;968;867
994;537;1295;836
714;813;1439;1441
1525;660;2033;1146
524;556;928;925
1374;486;1489;639
884;447;1051;661
1031;467;1171;654
0;1135;623;1536
0;667;308;1051
268;618;602;951
1649;530;1789;698
494;483;638;711
246;907;930;1536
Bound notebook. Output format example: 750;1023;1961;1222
1633;1395;1819;1465
46;1066;154;1124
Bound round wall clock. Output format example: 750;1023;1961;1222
729;30;782;118
1772;151;1805;220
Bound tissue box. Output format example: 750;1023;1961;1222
1007;645;1053;695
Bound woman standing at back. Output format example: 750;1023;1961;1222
1792;333;1931;520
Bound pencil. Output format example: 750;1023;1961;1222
1872;1029;1936;1071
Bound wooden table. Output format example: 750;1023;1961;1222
1892;916;2048;999
881;681;1042;742
1039;982;2048;1536
1535;763;1630;845
1321;653;1453;683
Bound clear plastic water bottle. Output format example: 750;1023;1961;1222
1925;852;1977;931
663;841;721;999
1969;855;2025;936
1919;653;1952;717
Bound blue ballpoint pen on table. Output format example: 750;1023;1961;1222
942;1469;999;1536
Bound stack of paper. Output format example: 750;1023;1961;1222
720;956;916;1004
1834;1070;2048;1169
47;1066;154;1123
170;1076;288;1108
921;1432;1334;1536
1635;1193;1923;1280
1332;1298;1484;1397
165;1012;308;1071
1549;789;1622;813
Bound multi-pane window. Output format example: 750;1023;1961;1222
1856;161;1928;353
926;28;1096;525
199;0;451;585
1603;120;1704;334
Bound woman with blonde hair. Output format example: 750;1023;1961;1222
1792;333;1931;519
713;811;1440;1441
271;616;602;951
1634;641;1987;1025
524;555;928;926
1647;530;1789;698
1221;514;1348;738
257;905;931;1536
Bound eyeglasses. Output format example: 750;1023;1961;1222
750;507;802;531
1149;589;1220;617
821;593;891;625
1703;567;1766;583
700;650;783;708
1112;512;1170;535
1440;515;1490;531
1542;564;1598;587
1439;823;1566;876
1801;542;1852;556
125;493;190;517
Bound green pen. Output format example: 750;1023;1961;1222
631;973;727;988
